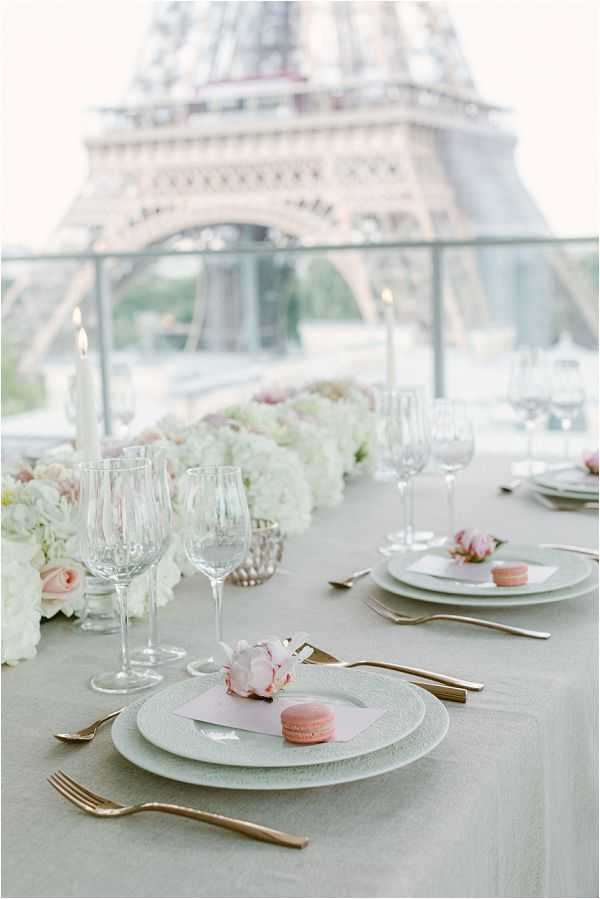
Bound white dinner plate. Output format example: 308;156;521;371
112;686;449;790
528;481;599;503
531;468;599;497
387;544;591;598
136;667;425;768
371;560;597;608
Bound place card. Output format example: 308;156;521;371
407;554;557;586
174;685;385;742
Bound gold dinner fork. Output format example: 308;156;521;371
47;771;308;849
364;594;551;639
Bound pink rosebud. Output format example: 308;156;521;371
15;468;34;483
449;529;504;563
40;560;84;602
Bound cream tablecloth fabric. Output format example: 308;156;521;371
2;456;598;898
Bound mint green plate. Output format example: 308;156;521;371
387;544;591;598
531;468;599;497
373;561;597;608
136;667;425;768
112;686;448;790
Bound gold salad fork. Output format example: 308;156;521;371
365;594;551;640
48;771;308;849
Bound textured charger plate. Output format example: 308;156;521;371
136;668;425;768
372;560;597;608
531;468;599;497
112;686;448;790
387;544;591;598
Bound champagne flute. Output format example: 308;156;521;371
379;389;430;556
182;466;250;676
123;445;186;666
550;359;585;463
508;348;550;476
430;399;474;542
78;457;163;693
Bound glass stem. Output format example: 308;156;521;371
210;577;225;646
562;419;571;462
147;562;159;651
115;583;132;676
407;480;415;545
525;418;535;473
445;472;456;540
397;480;409;548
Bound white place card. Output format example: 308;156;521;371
174;685;385;742
406;555;558;586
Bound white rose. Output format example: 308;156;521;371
1;540;42;665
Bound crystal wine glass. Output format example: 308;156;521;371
182;466;250;676
508;348;550;475
550;359;585;463
123;445;186;666
378;388;430;556
430;399;475;542
78;457;163;693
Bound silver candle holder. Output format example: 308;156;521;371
229;519;284;587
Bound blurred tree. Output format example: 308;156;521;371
2;340;46;415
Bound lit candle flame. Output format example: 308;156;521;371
72;306;82;329
381;288;393;306
77;327;88;357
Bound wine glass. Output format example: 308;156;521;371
182;466;250;676
377;386;434;549
378;389;430;556
123;445;186;666
550;359;585;463
111;363;136;435
78;457;163;693
430;400;474;542
508;348;550;475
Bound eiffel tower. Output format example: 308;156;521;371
3;0;596;370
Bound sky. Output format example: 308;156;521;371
1;0;598;249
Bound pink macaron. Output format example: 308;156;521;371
281;702;335;745
492;562;529;587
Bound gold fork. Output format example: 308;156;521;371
48;771;308;849
364;594;551;640
299;641;483;691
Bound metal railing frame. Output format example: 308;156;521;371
3;235;598;435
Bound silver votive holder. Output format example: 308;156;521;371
229;519;284;587
73;575;120;634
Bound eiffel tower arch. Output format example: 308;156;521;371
4;0;597;372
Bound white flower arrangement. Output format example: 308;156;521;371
1;378;374;665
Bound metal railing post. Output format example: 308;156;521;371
431;244;445;398
94;257;113;436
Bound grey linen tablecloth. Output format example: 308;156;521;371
2;456;598;898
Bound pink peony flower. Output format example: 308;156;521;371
15;468;34;483
220;634;313;699
584;450;599;476
449;529;505;563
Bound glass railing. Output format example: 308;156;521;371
2;235;598;459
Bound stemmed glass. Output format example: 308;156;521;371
182;466;250;676
430;400;475;542
123;445;186;666
78;458;163;693
550;359;585;463
379;389;430;556
508;348;550;475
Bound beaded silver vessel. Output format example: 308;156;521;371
229;519;284;587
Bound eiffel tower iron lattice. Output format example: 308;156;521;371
3;0;597;370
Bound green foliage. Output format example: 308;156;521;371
290;258;361;320
1;342;46;415
113;276;196;348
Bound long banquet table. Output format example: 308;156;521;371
2;455;598;898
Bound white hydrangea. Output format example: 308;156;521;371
126;541;183;618
1;540;43;665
